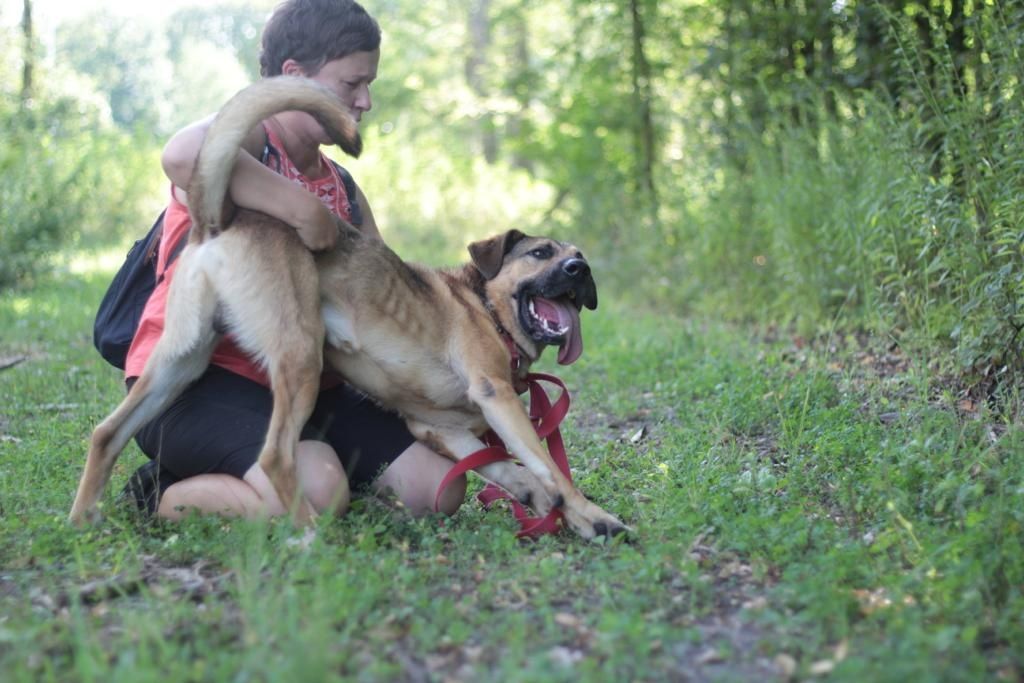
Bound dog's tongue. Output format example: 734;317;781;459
533;297;584;365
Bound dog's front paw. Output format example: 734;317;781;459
562;497;630;541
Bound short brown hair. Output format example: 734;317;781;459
259;0;381;77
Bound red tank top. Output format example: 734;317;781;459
124;127;355;386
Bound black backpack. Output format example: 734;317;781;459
93;142;361;370
92;211;188;369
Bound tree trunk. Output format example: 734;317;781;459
914;8;943;178
506;1;533;173
21;0;34;102
948;0;967;94
629;0;657;211
465;0;498;164
820;9;836;117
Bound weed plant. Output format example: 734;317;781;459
659;4;1023;389
1;259;1021;681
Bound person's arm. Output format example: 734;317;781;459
161;118;339;251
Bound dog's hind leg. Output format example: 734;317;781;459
257;353;322;525
70;261;221;524
215;242;325;525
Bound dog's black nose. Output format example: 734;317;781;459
562;258;589;278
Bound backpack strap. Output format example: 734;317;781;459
143;209;168;261
328;160;364;227
157;231;190;285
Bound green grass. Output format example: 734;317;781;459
1;255;1021;682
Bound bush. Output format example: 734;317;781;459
672;6;1023;385
0;94;160;289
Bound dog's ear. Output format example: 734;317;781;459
581;272;598;311
468;230;528;280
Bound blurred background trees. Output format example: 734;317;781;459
1;0;1021;381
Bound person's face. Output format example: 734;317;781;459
308;49;380;123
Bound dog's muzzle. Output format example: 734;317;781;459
517;257;598;366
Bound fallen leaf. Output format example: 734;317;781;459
548;646;583;666
285;527;317;550
717;560;752;579
852;587;916;615
695;647;723;665
958;399;978;414
37;403;81;411
742;596;768;610
554;612;581;629
774;653;797;679
810;659;835;675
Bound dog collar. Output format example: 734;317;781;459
495;329;532;394
500;330;522;371
472;277;532;391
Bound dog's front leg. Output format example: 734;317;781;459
465;377;628;540
405;422;557;515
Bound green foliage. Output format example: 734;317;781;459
1;0;1021;676
2;272;1022;679
55;12;172;135
0;92;161;288
668;1;1024;384
165;2;273;82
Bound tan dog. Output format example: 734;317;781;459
70;77;627;540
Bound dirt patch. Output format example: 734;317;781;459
4;555;233;617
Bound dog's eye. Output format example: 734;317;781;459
529;246;554;260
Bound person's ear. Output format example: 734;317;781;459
281;59;306;78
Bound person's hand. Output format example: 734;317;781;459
295;202;339;251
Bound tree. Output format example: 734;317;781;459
55;11;172;134
165;2;273;81
629;0;657;211
465;0;498;163
20;0;33;102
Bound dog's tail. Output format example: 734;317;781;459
188;76;362;241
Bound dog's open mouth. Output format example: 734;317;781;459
520;294;583;365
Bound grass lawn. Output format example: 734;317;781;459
1;256;1021;682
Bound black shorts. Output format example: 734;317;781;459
131;365;415;489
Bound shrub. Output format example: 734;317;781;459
0;94;160;289
673;5;1023;386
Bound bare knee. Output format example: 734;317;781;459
157;474;265;520
158;442;349;521
435;470;467;516
375;442;467;517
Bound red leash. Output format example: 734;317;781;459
433;373;573;538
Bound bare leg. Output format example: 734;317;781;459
373;442;467;516
156;440;349;520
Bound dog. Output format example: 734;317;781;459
69;77;627;540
